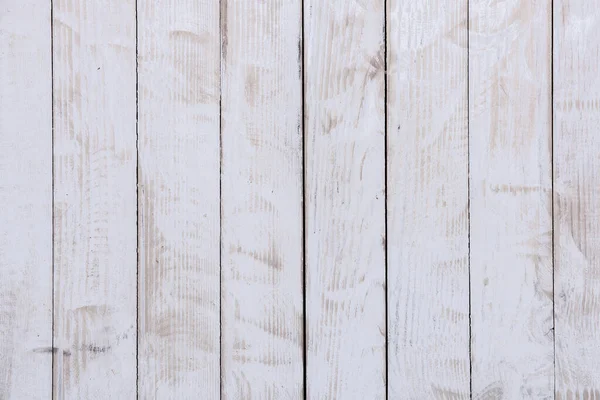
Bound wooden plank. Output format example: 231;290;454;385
0;0;52;398
137;0;221;397
554;1;600;397
220;0;304;398
469;0;553;397
304;1;386;398
52;0;137;398
386;1;470;398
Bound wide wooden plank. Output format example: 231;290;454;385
0;0;52;398
220;0;304;398
469;0;553;397
554;1;600;397
52;0;137;398
137;0;221;398
304;1;386;398
387;1;470;398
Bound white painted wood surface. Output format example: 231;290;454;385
5;1;600;398
387;1;470;398
220;0;304;398
304;0;386;398
554;1;600;397
137;0;221;398
52;0;137;398
0;0;52;398
469;0;554;398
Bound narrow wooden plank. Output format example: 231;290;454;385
304;1;386;398
0;0;52;398
554;1;600;397
52;0;137;398
469;0;553;397
387;1;470;398
220;0;304;398
137;0;221;397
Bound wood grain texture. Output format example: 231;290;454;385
220;0;304;398
387;1;470;398
0;0;52;398
137;0;221;398
554;1;600;397
304;0;386;398
52;0;137;398
469;0;553;398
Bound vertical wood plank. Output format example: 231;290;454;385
220;0;304;398
469;0;553;397
0;0;52;398
304;0;386;398
554;1;600;397
137;0;221;398
52;0;137;398
387;1;470;398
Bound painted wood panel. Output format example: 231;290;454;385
8;3;600;398
304;0;386;398
554;1;600;397
0;0;52;398
469;0;554;398
52;0;137;398
137;0;221;398
220;0;304;398
387;1;470;398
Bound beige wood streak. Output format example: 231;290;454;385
52;0;137;398
387;1;470;398
304;0;386;398
0;0;52;398
137;0;221;398
554;1;600;397
469;0;553;398
220;0;304;398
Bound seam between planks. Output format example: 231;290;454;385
219;0;224;397
51;0;55;397
301;0;307;397
551;0;556;397
135;0;140;397
467;0;473;398
383;0;389;398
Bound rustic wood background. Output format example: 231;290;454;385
1;0;598;398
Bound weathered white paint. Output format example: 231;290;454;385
469;0;554;398
304;0;387;398
0;0;52;398
220;0;304;398
10;2;600;398
52;0;137;398
137;0;221;398
554;1;600;398
387;1;470;398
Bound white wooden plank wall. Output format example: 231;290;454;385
220;0;304;398
52;0;137;398
469;0;554;398
554;0;600;398
387;1;470;398
4;0;600;399
137;0;221;398
0;0;52;398
304;0;387;398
